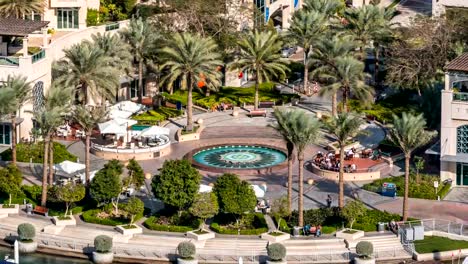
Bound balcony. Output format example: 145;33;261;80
50;0;84;8
451;92;468;121
453;92;468;102
0;56;19;66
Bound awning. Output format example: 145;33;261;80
139;126;170;137
98;120;127;134
54;160;85;175
440;154;468;163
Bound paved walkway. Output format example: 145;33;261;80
444;187;468;204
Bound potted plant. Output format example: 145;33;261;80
355;241;375;264
115;197;144;236
92;235;113;264
177;241;197;264
17;223;37;253
267;243;287;264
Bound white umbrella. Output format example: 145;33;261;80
199;184;213;193
113;117;138;127
77;170;98;183
139;126;170;137
110;101;144;114
98;120;127;134
54;160;86;175
251;185;265;198
109;109;133;119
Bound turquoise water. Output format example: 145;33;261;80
193;145;286;169
131;125;151;131
0;247;91;263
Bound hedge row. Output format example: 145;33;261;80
210;222;268;235
81;209;143;226
143;216;200;233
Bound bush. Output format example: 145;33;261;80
267;243;286;261
356;241;373;259
177;241;196;260
362;175;442;200
18;223;35;242
143;216;201;233
0;142;76;163
86;8;99;26
437;182;451;199
132;107;183;125
94;235;112;253
82;209;142;226
210;213;268;235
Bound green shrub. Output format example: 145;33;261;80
352;210;401;232
82;209;142;226
437;182;451;199
132;107;183;124
210;213;268;235
18;223;35;242
267;243;286;261
86;8;99;26
356;241;373;259
0;142;76;163
94;235;112;253
362;175;441;200
143;216;200;233
177;241;196;260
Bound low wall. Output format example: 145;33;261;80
176;126;205;142
414;248;468;261
310;164;381;182
91;142;171;161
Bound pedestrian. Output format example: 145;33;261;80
326;194;332;208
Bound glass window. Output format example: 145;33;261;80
457;125;468;153
73;9;79;28
57;8;79;29
456;163;468;186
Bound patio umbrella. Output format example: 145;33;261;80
199;184;213;193
139;126;170;137
77;170;98;183
251;185;265;198
113;117;138;127
110;101;144;114
54;160;86;175
109;109;133;119
98;120;127;135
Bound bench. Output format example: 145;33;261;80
33;205;49;216
248;110;267;117
259;101;275;109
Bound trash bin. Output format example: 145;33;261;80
26;204;32;214
293;226;301;237
378;222;385;232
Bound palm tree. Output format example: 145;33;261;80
302;0;344;18
319;56;374;112
310;35;357;116
0;75;32;165
288;109;322;226
52;42;120;105
323;113;364;208
73;105;107;186
287;10;326;94
0;0;44;18
230;30;289;110
159;33;222;131
87;32;132;75
387;113;436;220
120;18;160;103
271;107;296;213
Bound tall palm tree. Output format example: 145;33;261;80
319;56;374;112
230;30;289;110
87;32;132;75
302;0;344;18
73;105;107;186
271;107;296;213
310;35;357;116
120;18;160;103
387;113;436;220
159;33;222;131
53;42;120;105
287;10;326;94
323;113;364;208
288;109;322;226
0;75;32;165
0;0;44;18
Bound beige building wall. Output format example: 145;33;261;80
433;0;468;15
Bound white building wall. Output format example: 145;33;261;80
433;0;468;15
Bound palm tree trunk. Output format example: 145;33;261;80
298;151;304;227
332;93;337;116
82;82;88;105
374;46;380;85
48;140;54;186
403;154;410;221
138;60;143;104
339;146;345;208
303;49;309;95
186;74;194;131
343;88;349;113
11;115;16;165
287;141;294;213
254;68;259;110
85;133;91;186
41;136;50;207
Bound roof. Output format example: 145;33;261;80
446;53;468;73
0;18;49;36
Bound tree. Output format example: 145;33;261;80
413;156;425;184
270;196;289;225
56;183;86;217
87;32;132;75
0;75;32;165
0;0;44;18
189;192;219;229
152;159;201;215
120;17;160;103
302;0;344;17
52;42;120;105
230;30;289;110
323;113;364;208
125;158;145;190
90;160;123;213
159;33;222;131
213;173;256;217
0;165;22;205
387;113;436;220
124;197;144;225
341;200;366;229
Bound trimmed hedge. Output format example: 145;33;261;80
210;213;268;235
81;209;143;226
143;216;200;233
132;107;183;124
437;182;452;199
0;142;76;163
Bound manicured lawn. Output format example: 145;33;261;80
414;236;468;253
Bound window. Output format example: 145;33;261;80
57;8;79;29
457;125;468;153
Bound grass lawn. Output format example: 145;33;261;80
414;236;468;254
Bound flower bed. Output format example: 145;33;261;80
210;213;268;235
132;107;183;125
143;216;201;233
81;209;142;226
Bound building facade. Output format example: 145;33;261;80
433;0;468;15
440;53;468;187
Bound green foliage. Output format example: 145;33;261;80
132;107;182;124
18;223;35;242
56;183;86;216
189;192;219;223
152;159;201;212
86;8;100;26
0;142;76;163
356;241;373;258
143;216;201;233
22;185;42;203
94;235;113;253
341;200;366;229
414;236;468;254
90;160;122;205
352;210;402;231
267;243;286;261
0;165;22;204
125;158;145;189
177;241;196;260
213;174;257;216
82;208;143;226
437;182;452;199
210;213;268;235
124;197;144;224
210;222;268;235
270;196;289;219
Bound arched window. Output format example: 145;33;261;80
457;125;468;153
32;81;44;112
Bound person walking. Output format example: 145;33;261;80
326;194;332;208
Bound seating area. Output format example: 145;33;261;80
313;147;386;173
32;205;49;216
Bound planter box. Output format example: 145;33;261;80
336;229;365;241
115;224;143;236
18;241;37;253
52;216;76;226
261;231;291;243
0;204;19;216
93;251;114;264
177;258;198;264
354;257;375;264
177;126;204;142
186;230;215;241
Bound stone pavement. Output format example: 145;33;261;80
444;187;468;204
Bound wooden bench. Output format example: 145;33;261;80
248;110;267;117
33;205;49;216
259;101;275;109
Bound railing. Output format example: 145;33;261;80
398;219;468;237
0;56;19;66
31;50;46;63
453;92;468;102
105;22;120;31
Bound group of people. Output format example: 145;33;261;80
303;224;322;237
210;102;232;112
313;151;358;173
